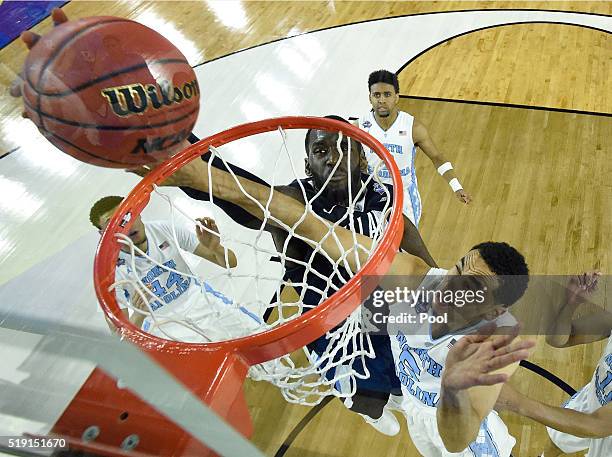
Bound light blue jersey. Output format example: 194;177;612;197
360;110;422;226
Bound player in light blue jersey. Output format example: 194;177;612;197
357;70;472;227
88;196;264;342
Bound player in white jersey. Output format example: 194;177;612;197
380;242;529;457
89;196;262;342
494;273;612;456
358;70;472;226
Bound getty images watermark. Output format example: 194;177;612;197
359;275;610;337
367;285;487;325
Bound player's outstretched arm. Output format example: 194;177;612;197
496;384;612;438
193;217;237;268
437;325;535;452
131;159;429;277
412;119;472;204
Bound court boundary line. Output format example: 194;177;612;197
399;94;612;118
0;147;19;159
4;9;610;158
274;396;333;457
194;8;611;68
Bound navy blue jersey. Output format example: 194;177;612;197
284;176;393;308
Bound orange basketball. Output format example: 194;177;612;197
22;16;200;168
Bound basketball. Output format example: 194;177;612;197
21;16;200;168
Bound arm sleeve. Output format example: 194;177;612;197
180;133;272;227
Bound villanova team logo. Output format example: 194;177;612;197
362;120;372;128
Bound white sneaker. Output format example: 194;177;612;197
359;409;400;436
386;394;405;412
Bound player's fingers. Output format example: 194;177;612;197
475;373;509;386
21;31;41;49
9;72;24;97
473;322;498;340
51;8;69;25
492;338;535;359
487;349;531;372
489;325;522;350
206;218;219;231
465;333;490;344
586;272;600;291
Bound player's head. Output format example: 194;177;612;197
368;70;400;119
89;196;147;250
434;241;529;325
304;115;367;200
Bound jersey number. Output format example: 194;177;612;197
150;271;185;297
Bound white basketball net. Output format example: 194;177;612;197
108;125;395;405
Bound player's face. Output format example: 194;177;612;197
306;130;363;195
98;208;147;249
369;83;399;118
432;250;505;325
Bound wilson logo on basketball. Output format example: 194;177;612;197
101;79;200;117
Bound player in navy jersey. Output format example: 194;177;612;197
357;70;472;227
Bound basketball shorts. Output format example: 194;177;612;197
403;401;515;457
403;183;422;228
547;387;612;456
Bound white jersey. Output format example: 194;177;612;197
547;333;612;456
359;110;422;226
115;221;201;318
115;221;260;342
387;268;518;456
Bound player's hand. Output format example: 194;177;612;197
195;217;221;249
128;288;151;328
131;288;150;312
565;272;600;307
9;8;69;112
455;189;472;204
442;324;535;392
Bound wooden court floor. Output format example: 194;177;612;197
1;2;610;456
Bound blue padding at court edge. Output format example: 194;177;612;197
0;1;69;49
